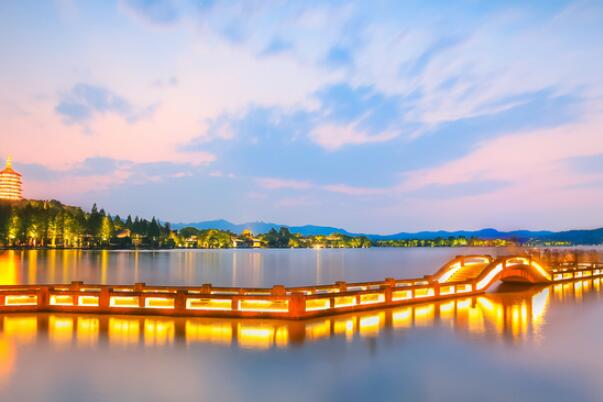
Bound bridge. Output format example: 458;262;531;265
0;254;600;320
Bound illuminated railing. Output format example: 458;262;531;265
0;256;601;319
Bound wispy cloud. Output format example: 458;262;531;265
256;177;312;190
119;0;181;25
56;83;156;126
2;0;603;230
309;123;397;151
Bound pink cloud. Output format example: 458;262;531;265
309;123;397;151
256;177;312;190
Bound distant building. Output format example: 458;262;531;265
115;228;132;239
0;156;22;200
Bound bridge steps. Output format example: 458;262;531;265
446;264;489;282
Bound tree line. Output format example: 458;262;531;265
0;199;372;249
0;199;170;248
0;199;571;249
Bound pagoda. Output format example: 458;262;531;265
0;156;23;200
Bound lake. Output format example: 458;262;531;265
0;248;602;402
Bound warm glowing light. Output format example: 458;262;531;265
305;320;331;340
440;285;455;295
76;317;99;347
359;293;385;305
4;295;38;306
414;305;435;326
457;298;471;310
392;307;412;328
414;288;435;298
239;299;288;312
334;296;356;308
0;156;23;200
78;295;99;306
49;316;74;345
144;297;175;309
186;298;232;311
392;289;412;301
334;317;356;340
305;298;330;311
0;337;15;386
531;288;550;336
2;316;37;344
456;284;472;293
109;317;140;346
0;251;18;285
438;262;461;283
109;296;139;308
275;326;289;347
439;301;455;320
476;263;503;290
49;295;74;306
144;319;175;346
237;324;276;349
529;260;552;281
186;320;232;345
467;305;485;334
359;313;383;337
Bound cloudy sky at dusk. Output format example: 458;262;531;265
1;0;603;233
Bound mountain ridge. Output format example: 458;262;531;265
171;220;603;244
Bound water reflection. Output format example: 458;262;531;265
0;248;540;287
0;278;600;359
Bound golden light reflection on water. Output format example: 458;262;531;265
0;251;19;285
0;337;15;388
0;278;601;360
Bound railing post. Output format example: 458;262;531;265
201;283;212;294
100;287;110;311
134;282;145;308
384;278;395;304
288;292;306;319
271;285;286;296
175;290;186;314
335;281;347;292
38;286;49;311
70;281;83;306
231;295;240;312
433;281;440;297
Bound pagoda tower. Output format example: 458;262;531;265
0;156;23;200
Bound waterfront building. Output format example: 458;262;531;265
0;156;22;200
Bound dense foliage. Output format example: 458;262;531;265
0;199;574;249
176;226;372;249
0;199;170;248
375;237;570;247
375;237;517;247
0;199;372;249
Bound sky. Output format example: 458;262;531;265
1;0;603;233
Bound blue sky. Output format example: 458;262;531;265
1;0;603;233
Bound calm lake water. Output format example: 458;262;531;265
1;248;602;402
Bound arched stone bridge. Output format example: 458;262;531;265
0;254;600;320
432;255;552;289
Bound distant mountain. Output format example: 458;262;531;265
171;220;603;244
542;228;603;245
171;220;357;237
369;228;556;241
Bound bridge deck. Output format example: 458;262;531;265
0;255;600;320
440;263;491;282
